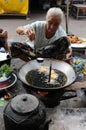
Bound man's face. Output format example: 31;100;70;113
46;15;61;34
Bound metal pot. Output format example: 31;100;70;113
3;94;48;130
18;58;76;92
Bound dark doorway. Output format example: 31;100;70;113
29;0;41;11
29;0;57;12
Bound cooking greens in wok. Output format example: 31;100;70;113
18;59;76;91
26;66;67;88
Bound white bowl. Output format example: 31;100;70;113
0;74;11;83
36;58;44;63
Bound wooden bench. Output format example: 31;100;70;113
71;4;86;19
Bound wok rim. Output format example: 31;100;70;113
18;58;77;92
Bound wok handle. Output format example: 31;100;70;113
39;119;52;130
60;89;77;101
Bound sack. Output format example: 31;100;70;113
0;0;29;14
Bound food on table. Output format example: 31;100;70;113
0;64;13;82
67;35;85;44
72;59;83;65
71;57;86;74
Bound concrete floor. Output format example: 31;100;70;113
0;12;86;130
0;12;86;45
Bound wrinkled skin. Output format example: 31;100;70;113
46;15;61;39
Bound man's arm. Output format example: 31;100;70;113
66;45;72;60
16;26;36;41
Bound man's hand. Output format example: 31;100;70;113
1;30;8;38
16;26;36;41
66;46;72;60
66;51;72;60
24;28;36;41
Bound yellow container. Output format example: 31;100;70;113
0;0;29;14
83;63;86;75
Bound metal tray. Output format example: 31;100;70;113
71;38;86;48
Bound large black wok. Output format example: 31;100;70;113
18;58;76;92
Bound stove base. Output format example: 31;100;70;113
23;84;77;108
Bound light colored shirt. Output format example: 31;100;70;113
24;21;67;50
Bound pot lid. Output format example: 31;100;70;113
11;94;39;114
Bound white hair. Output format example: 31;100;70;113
46;7;64;20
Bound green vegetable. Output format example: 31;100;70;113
0;64;13;78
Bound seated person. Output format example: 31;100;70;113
15;7;72;61
0;29;10;52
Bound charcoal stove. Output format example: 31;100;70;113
18;58;76;107
23;83;77;108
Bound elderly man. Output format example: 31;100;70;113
16;7;72;60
